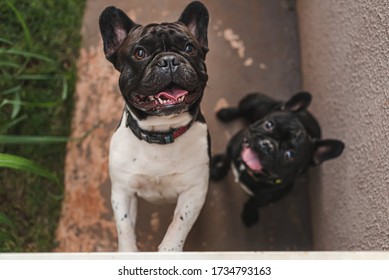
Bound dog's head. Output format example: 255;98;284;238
99;1;209;119
241;92;344;184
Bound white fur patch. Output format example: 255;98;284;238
109;110;209;251
231;163;254;196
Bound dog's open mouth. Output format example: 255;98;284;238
131;85;199;114
241;145;264;174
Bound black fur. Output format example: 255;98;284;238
99;1;209;120
211;92;344;226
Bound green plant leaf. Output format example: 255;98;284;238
11;91;21;119
0;153;59;184
0;212;14;228
0;115;27;133
0;99;62;108
1;86;21;96
5;0;32;49
0;135;69;144
0;62;20;68
0;37;13;45
0;48;56;64
16;74;61;80
0;122;99;145
61;76;69;100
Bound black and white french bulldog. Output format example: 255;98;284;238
99;1;210;251
211;92;344;227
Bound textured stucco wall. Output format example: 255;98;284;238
297;1;389;250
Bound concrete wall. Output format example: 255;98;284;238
297;1;389;250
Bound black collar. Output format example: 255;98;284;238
125;107;194;144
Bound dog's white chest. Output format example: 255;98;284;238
231;163;255;196
109;117;209;203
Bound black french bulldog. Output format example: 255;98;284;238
211;92;344;227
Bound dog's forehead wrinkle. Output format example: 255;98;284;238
136;34;185;54
143;22;185;34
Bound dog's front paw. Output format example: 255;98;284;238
241;206;260;227
158;244;184;252
118;244;139;252
210;154;230;181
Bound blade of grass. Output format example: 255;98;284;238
1;99;62;108
0;153;59;184
0;62;20;68
61;76;68;100
0;115;27;133
0;122;100;144
0;37;13;45
0;213;14;228
1;86;21;95
0;49;56;64
0;135;69;144
5;0;32;49
11;91;21;119
16;74;62;80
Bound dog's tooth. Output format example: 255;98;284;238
157;98;163;104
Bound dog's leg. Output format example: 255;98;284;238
111;189;138;251
210;153;231;180
241;196;262;227
238;92;279;123
216;107;241;122
158;181;208;251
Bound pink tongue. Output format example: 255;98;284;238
241;146;263;172
156;87;188;100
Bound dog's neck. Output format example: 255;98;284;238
127;107;193;132
125;107;195;144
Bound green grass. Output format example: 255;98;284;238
0;0;86;252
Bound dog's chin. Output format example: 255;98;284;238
130;85;201;116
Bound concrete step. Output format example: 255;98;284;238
55;0;312;252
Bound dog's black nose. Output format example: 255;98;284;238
157;55;180;71
259;139;274;153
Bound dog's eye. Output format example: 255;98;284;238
264;120;274;131
284;150;295;161
184;43;196;55
134;48;147;60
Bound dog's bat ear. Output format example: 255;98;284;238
99;6;139;66
283;91;312;112
178;1;209;52
311;139;345;165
